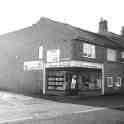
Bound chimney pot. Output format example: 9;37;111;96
121;26;124;36
99;18;108;33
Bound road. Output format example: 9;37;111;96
6;107;124;124
0;92;124;124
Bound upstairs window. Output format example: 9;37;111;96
107;48;116;61
47;49;60;63
83;43;95;58
39;46;43;59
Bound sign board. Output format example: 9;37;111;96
24;60;43;71
46;60;103;69
47;49;60;63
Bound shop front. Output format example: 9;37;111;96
46;60;104;96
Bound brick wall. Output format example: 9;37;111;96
71;39;124;94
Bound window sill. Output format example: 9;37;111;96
106;60;122;64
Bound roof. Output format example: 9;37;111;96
36;17;124;50
0;17;123;51
73;29;124;50
98;31;124;47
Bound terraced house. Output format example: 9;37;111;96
0;17;124;96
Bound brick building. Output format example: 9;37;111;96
0;17;124;96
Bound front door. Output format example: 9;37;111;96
70;74;79;95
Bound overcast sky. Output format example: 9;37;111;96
0;0;124;35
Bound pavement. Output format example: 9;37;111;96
0;92;123;123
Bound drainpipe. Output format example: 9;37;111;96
101;64;104;95
43;60;46;95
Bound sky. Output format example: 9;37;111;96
0;0;124;35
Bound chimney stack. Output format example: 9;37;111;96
121;26;124;37
99;18;108;33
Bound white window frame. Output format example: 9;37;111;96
121;52;124;59
39;46;43;59
107;48;117;61
83;43;96;58
115;77;121;87
106;77;113;87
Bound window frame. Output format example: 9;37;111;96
121;51;124;59
106;76;113;87
39;46;43;59
115;77;121;87
107;48;117;62
83;43;96;59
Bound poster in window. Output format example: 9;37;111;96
47;49;60;63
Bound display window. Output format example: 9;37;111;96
47;69;102;92
78;71;102;91
83;79;101;90
47;71;66;90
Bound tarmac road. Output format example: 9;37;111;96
0;92;124;124
6;107;124;124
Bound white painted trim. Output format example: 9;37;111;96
73;107;105;114
0;116;32;124
43;62;46;95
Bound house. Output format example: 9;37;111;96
0;17;123;96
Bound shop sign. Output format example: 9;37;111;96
24;60;43;71
46;60;103;69
47;49;60;63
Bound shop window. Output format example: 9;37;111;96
47;71;65;90
106;77;113;87
83;43;96;58
88;79;101;90
107;49;116;61
79;76;102;90
114;77;121;87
